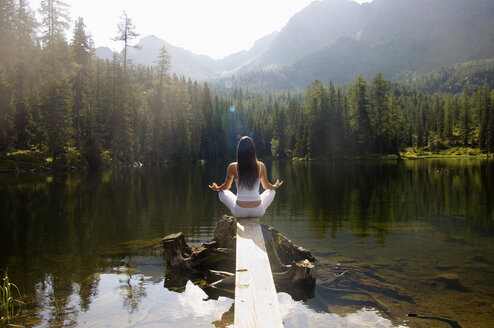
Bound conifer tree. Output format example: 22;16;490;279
460;84;472;146
370;73;389;153
305;79;327;157
39;0;70;46
39;0;72;158
72;17;91;150
478;83;491;150
0;0;16;68
348;75;371;154
0;65;13;153
11;0;37;150
387;93;403;155
488;90;494;154
443;95;454;142
151;46;171;163
113;11;139;72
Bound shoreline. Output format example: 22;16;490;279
1;147;491;174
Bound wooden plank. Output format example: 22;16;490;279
234;218;284;328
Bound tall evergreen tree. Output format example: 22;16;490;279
40;78;72;157
39;0;72;158
443;95;454;142
370;73;389;153
0;65;13;153
326;81;344;157
460;84;472;146
39;0;70;46
478;83;491;150
348;75;372;154
113;11;139;72
305;79;327;157
12;0;37;150
0;0;16;69
387;93;403;155
151;46;171;163
71;17;91;150
488;90;494;154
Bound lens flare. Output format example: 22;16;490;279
225;80;232;88
230;106;235;113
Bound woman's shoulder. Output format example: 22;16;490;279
227;162;237;178
227;162;238;174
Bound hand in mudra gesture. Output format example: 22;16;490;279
272;179;283;189
208;182;220;191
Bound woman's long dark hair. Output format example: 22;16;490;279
236;136;259;189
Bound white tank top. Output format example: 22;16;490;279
235;163;261;201
235;178;261;201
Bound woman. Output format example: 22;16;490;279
209;136;283;218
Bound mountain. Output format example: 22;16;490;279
124;32;279;80
239;0;366;71
215;32;278;76
125;35;219;80
280;0;494;86
95;47;114;61
96;0;494;89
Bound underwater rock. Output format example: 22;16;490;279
433;273;470;292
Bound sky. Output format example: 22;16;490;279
30;0;373;59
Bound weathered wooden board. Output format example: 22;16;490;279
234;218;284;328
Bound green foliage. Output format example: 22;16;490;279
2;0;494;168
0;149;47;171
410;58;494;95
348;75;372;153
270;138;280;158
0;148;89;171
1;270;23;325
402;147;484;159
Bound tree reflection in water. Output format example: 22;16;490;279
0;159;493;327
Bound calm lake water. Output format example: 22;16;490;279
1;159;493;327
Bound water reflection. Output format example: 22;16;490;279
272;159;494;242
0;159;493;327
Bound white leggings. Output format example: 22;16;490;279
219;189;276;218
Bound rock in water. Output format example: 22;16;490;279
213;215;237;249
162;215;316;300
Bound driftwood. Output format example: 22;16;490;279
162;215;316;300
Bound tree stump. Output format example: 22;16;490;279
162;232;193;269
162;215;316;300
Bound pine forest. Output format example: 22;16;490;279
1;0;494;171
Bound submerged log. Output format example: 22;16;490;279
162;215;316;300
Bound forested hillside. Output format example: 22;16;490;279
1;0;494;172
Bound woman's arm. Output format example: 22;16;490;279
209;163;236;191
259;162;283;190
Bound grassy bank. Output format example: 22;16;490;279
400;147;491;159
290;147;492;161
1;146;491;173
0;148;112;173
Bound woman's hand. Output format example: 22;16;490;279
273;179;283;189
209;182;220;191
